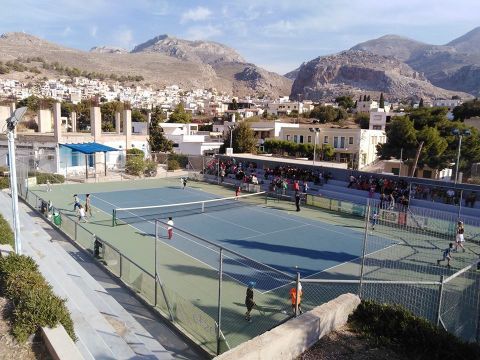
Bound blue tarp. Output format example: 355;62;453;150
60;142;119;154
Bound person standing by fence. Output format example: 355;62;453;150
455;221;466;253
245;282;256;322
295;192;301;212
289;283;303;314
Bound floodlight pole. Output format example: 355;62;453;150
7;128;21;254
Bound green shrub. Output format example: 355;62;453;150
126;148;145;156
125;156;145;175
0;253;76;343
144;160;157;176
167;159;180;171
0;177;9;189
349;300;480;360
168;153;188;168
0;213;14;247
29;172;65;184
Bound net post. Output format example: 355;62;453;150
216;248;223;355
202;201;205;213
295;272;301;317
436;275;445;327
112;209;116;227
359;199;371;298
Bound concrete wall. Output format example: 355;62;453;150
38;109;53;133
214;293;360;360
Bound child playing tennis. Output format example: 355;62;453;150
371;211;379;230
167;217;174;240
437;243;454;268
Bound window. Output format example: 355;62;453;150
423;170;432;179
392;168;400;175
299;135;304;143
324;136;329;144
333;136;339;148
307;135;312;143
373;125;382;130
286;135;290;141
349;137;354;145
340;137;345;148
293;135;298;143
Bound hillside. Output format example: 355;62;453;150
0;32;291;98
291;50;467;101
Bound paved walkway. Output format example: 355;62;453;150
0;191;205;360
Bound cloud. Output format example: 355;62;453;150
181;6;212;23
90;25;98;38
185;25;222;40
61;26;72;37
114;28;134;49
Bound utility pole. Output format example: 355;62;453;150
410;142;424;178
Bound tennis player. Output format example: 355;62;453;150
73;194;81;212
371;211;379;230
182;177;188;189
455;221;466;253
235;185;241;200
289;282;303;314
85;194;92;218
77;204;87;223
437;243;454;268
167;217;174;239
245;282;256;322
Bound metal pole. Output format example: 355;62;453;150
359;200;371;298
455;135;462;185
155;221;158;307
7;131;21;254
458;190;463;220
216;248;223;355
399;148;403;177
229;128;233;149
313;133;317;166
476;266;480;343
436;275;445;327
295;272;300;317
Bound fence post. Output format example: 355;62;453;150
154;221;158;307
436;275;445;327
119;253;123;278
457;190;463;220
295;272;301;317
359;200;371;298
216;248;223;355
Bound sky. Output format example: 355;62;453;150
1;0;480;74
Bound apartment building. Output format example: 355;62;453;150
279;125;386;169
355;100;379;114
159;123;222;155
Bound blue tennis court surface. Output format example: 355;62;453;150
89;186;397;292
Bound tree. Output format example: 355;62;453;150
419;98;424;108
452;99;480;120
321;144;335;160
231;98;238;110
148;108;173;153
335;96;354;109
132;108;147;122
309;105;347;123
379;93;385;109
416;127;448;170
100;101;123;132
125;148;145;176
376;116;418;162
226;121;257;153
169;103;192;123
355;113;370;129
363;95;367;101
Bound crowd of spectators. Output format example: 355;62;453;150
347;174;478;209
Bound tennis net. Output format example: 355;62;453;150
112;191;267;226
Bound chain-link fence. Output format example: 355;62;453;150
21;175;480;355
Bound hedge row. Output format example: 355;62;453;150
0;214;76;342
28;172;65;184
0;252;76;343
0;213;14;247
349;300;480;360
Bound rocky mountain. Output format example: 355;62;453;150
90;46;128;54
347;28;480;96
131;34;245;65
291;50;469;101
0;32;291;98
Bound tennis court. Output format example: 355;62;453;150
89;185;396;292
28;177;480;353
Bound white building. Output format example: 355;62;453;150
433;99;462;110
159;123;222;155
279;125;386;169
355;100;379;113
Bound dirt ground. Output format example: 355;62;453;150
0;297;48;360
298;325;407;360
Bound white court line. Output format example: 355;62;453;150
92;195;287;291
261;242;401;295
240;224;311;240
202;212;265;235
